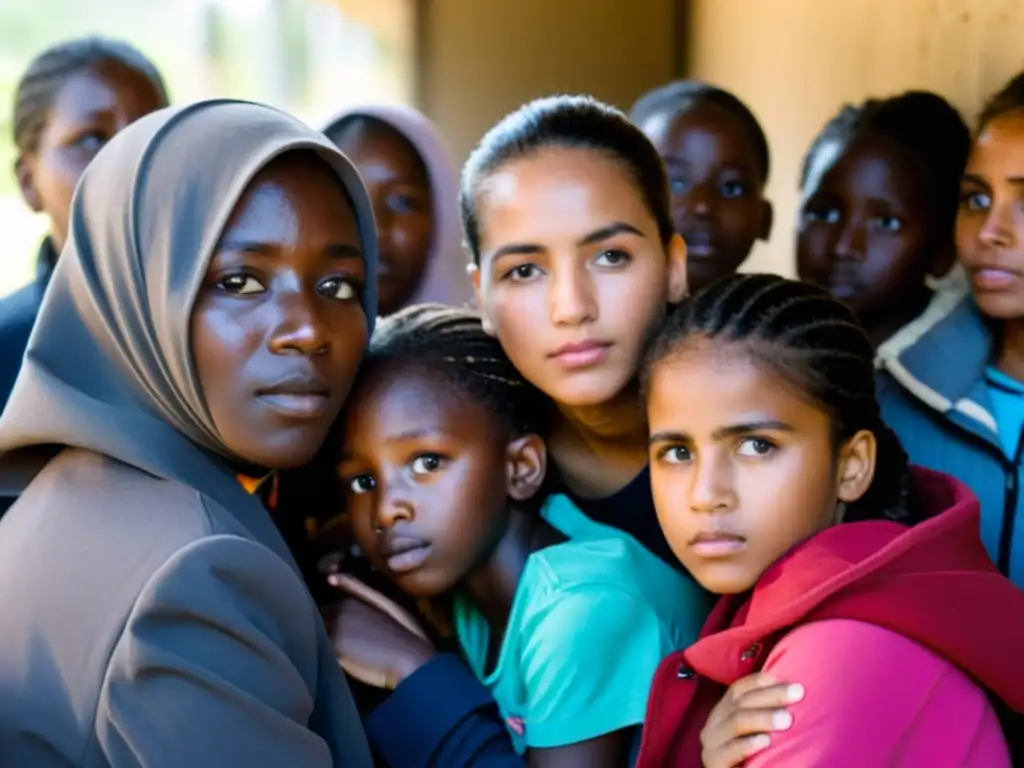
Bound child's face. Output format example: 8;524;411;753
639;102;771;294
797;135;934;321
190;155;369;470
16;60;167;251
338;365;545;597
646;339;874;594
333;123;434;317
471;147;687;408
957;111;1024;320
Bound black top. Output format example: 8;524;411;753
557;464;682;570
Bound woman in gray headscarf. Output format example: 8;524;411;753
0;99;377;767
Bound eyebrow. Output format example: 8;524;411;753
649;420;794;445
490;221;647;263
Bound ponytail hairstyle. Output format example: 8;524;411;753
361;302;552;437
460;94;674;264
13;36;168;156
641;273;913;524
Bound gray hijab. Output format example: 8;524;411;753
0;99;378;523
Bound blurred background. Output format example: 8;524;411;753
2;0;1023;295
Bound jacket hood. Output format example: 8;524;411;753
686;467;1024;710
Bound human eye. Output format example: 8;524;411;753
658;445;692;464
217;273;265;295
409;453;447;476
960;189;991;213
503;263;542;282
719;179;748;199
871;214;903;233
736;437;776;458
318;276;362;301
74;130;108;153
593;249;632;267
347;474;376;494
803;204;841;225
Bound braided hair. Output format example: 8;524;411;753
799;92;969;242
460;95;673;264
978;70;1024;131
13;36;168;155
629;79;770;184
363;303;552;437
641;273;913;524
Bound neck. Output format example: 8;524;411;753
998;318;1024;382
860;294;931;349
460;508;543;632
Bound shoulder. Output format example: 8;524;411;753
748;619;1006;766
0;282;42;332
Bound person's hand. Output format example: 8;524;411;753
323;573;437;690
700;673;804;768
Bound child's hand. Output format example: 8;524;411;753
323;573;436;690
699;673;804;767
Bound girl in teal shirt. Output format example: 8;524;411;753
334;304;710;766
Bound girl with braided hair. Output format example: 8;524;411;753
796;91;970;348
1;37;168;415
329;303;709;766
634;273;1024;767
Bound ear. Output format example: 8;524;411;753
505;433;547;502
835;429;876;505
758;199;774;242
468;263;496;336
666;232;688;303
15;154;43;213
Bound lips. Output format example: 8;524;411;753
380;535;433;574
680;230;718;258
549;339;613;370
969;264;1022;292
687;530;747;558
256;372;331;419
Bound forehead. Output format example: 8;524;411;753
971;112;1024;171
334;120;425;177
808;134;927;205
647;340;829;431
48;62;162;124
342;363;500;444
477;147;654;246
643;102;759;165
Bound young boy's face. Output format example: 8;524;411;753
639;101;771;294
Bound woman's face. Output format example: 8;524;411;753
191;153;370;470
957;111;1024;320
334;120;434;316
471;147;687;408
16;60;168;251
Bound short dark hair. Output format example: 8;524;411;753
460;95;674;264
13;36;168;154
629;79;770;184
641;273;913;525
799;91;969;240
362;303;552;436
979;70;1024;131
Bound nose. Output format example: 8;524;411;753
979;201;1016;249
549;262;597;326
834;219;866;262
376;480;414;531
677;180;714;219
688;453;734;514
267;287;330;356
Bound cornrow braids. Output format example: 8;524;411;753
460;95;673;264
629;79;770;183
13;36;168;154
641;273;914;524
365;303;552;436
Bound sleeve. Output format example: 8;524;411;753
365;654;524;768
95;534;360;768
519;588;673;749
746;619;1007;767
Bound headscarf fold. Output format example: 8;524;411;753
323;105;472;309
0;99;378;525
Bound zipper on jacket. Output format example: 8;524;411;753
998;428;1024;575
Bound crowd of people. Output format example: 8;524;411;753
0;34;1022;767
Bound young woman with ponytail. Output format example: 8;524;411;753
633;274;1024;767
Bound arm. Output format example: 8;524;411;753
746;619;1007;767
365;653;524;768
95;535;368;767
519;590;674;767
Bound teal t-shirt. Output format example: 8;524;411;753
453;494;711;754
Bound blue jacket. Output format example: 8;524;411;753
876;280;1024;585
